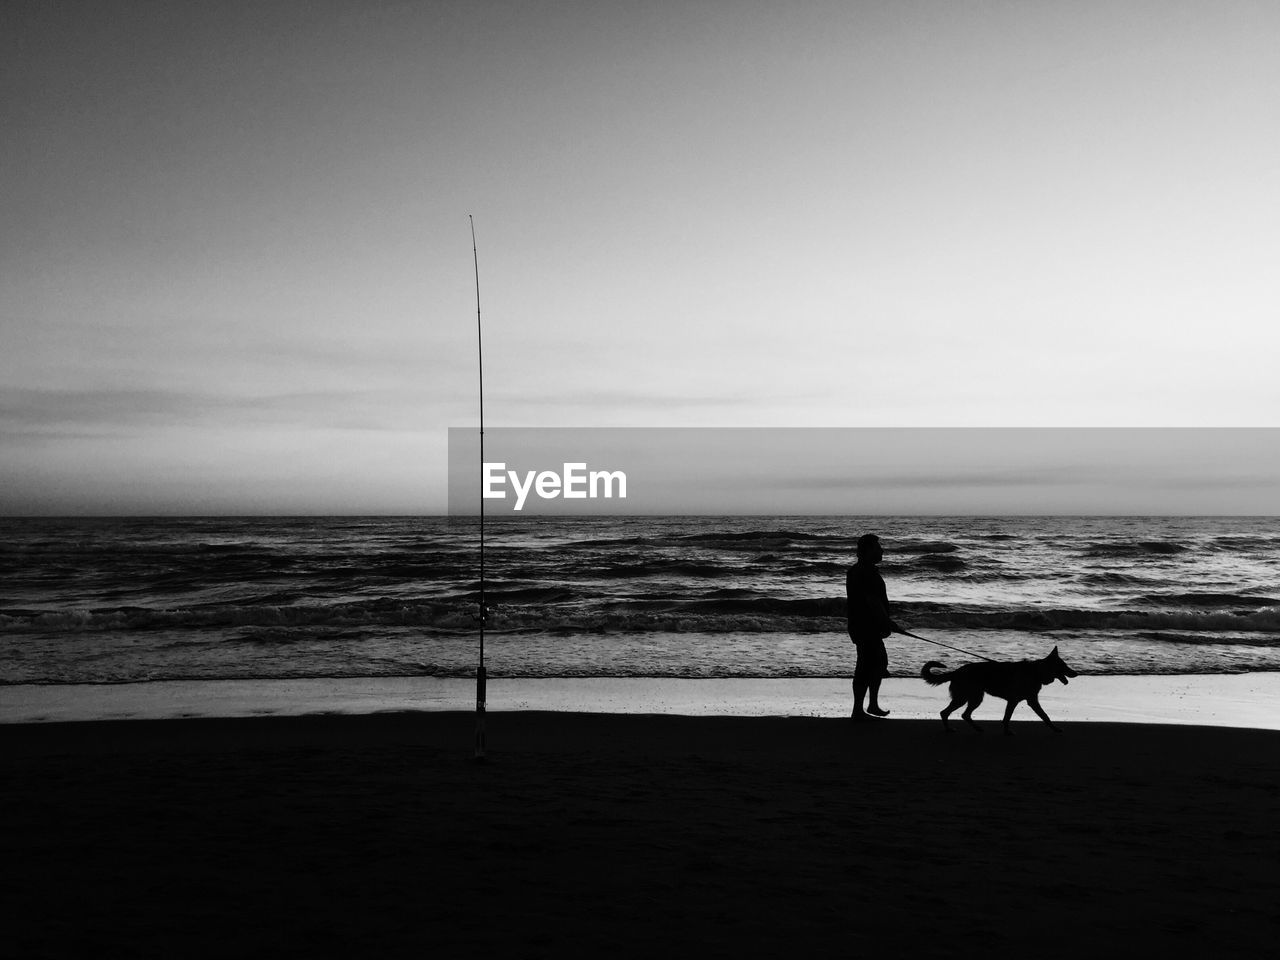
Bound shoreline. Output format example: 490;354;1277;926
4;671;1279;729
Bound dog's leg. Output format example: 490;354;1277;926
940;694;965;733
1027;695;1061;733
961;693;984;733
1001;699;1020;736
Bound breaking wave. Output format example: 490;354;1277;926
5;599;1278;638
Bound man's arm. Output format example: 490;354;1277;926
873;577;902;635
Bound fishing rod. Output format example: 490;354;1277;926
894;628;997;663
471;215;486;761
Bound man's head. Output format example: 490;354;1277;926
856;533;883;564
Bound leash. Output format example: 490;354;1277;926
895;628;998;663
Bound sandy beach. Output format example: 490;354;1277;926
4;696;1278;958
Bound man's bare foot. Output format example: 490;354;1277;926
867;705;890;717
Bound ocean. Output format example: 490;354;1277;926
1;515;1278;685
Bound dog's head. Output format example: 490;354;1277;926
1045;646;1078;685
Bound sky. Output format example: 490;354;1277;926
4;0;1279;515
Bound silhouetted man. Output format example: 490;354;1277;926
847;533;900;720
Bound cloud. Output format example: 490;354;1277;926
496;389;809;410
774;467;1097;490
0;386;431;435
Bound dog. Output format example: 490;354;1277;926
920;646;1078;735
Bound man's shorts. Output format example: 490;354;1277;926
850;635;888;681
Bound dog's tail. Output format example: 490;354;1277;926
920;661;954;686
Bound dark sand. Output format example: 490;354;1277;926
4;712;1278;958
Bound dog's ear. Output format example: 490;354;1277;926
1051;646;1059;657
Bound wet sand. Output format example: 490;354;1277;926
6;672;1280;728
3;710;1277;958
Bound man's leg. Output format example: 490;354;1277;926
865;640;890;716
852;676;868;718
866;676;889;717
